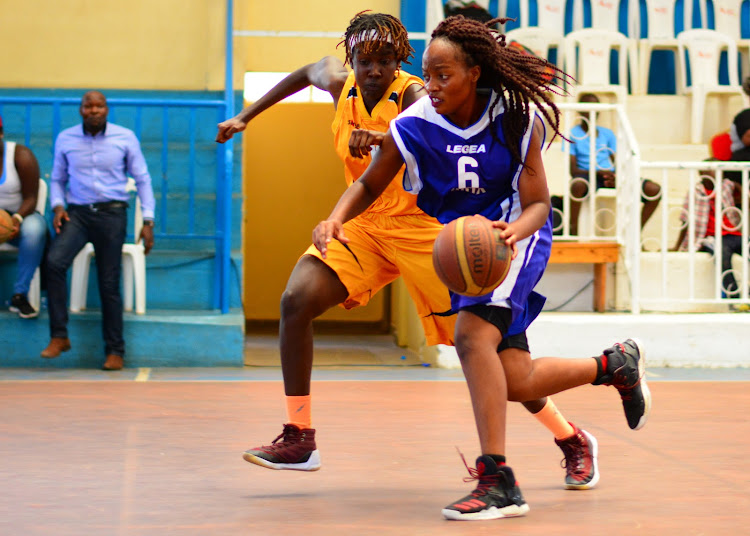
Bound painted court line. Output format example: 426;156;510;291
134;368;151;382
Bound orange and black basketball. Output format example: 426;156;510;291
432;215;512;296
0;209;16;245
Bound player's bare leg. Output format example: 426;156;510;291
279;255;348;395
243;255;348;471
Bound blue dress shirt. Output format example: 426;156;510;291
50;122;156;220
569;124;616;173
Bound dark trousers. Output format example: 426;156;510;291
701;234;744;297
46;204;127;356
721;234;744;297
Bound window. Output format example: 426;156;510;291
243;72;332;103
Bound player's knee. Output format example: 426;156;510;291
280;285;318;321
643;180;661;197
454;332;483;363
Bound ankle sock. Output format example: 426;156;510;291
534;398;575;440
592;354;607;384
285;395;312;429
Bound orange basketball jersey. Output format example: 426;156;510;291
332;70;425;216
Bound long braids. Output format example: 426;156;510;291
339;11;414;67
431;16;572;165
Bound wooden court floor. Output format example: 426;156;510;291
1;372;749;536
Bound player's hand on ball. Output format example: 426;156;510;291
348;129;385;158
313;219;348;258
492;220;519;260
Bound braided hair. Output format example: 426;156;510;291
431;15;571;165
340;11;414;67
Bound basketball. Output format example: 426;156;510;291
432;215;512;296
0;209;16;245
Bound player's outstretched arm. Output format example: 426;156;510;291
313;131;405;257
216;56;348;143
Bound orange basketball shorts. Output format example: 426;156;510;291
304;210;455;346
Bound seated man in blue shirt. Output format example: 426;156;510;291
568;93;661;236
40;91;156;371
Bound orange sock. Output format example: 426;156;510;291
532;398;575;440
285;395;312;429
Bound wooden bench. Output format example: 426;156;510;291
549;241;620;312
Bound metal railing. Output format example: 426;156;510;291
636;162;750;313
0;96;234;312
547;101;750;313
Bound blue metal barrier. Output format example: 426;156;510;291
0;96;234;313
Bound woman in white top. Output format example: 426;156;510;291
0;115;47;318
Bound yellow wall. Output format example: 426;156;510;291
242;103;386;322
0;0;401;90
240;1;401;72
3;0;403;323
240;1;401;323
0;0;228;90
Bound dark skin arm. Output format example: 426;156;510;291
52;205;68;234
313;129;405;256
10;144;40;240
495;119;552;255
313;117;551;259
347;84;426;158
216;56;349;143
139;222;154;255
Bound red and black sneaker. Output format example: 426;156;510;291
594;338;652;431
555;423;599;490
442;455;530;521
242;424;320;471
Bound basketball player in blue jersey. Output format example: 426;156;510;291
218;12;603;491
313;15;651;521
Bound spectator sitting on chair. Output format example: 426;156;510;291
726;76;750;158
672;175;746;300
0;114;48;318
568;93;661;235
40;91;156;371
724;108;750;184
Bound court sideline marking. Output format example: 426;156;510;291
134;368;151;382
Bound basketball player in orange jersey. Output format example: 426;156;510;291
216;11;598;490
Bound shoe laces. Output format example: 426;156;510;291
262;424;302;451
456;448;501;496
558;434;585;474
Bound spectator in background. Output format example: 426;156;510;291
673;175;746;300
724;108;750;184
727;75;750;156
568;93;662;235
0;114;48;318
714;77;750;182
40;91;156;370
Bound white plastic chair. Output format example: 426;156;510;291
506;26;565;68
564;28;635;103
676;29;744;143
519;0;569;34
637;0;687;94
69;178;146;315
0;178;47;311
709;0;750;80
589;0;621;32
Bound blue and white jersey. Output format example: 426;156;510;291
390;92;553;334
391;92;539;225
